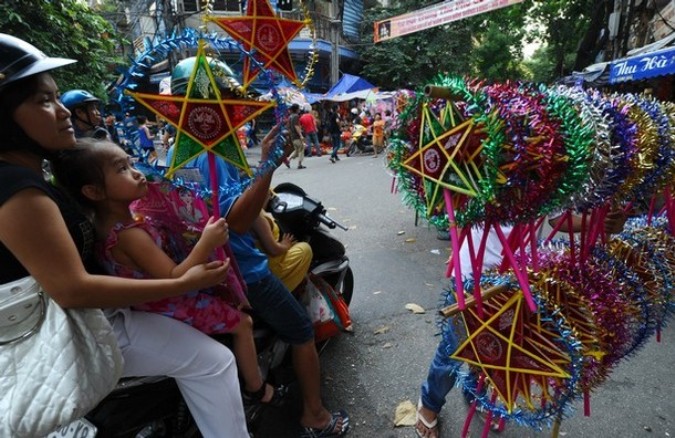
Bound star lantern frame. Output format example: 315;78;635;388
210;0;310;90
128;40;275;178
452;287;576;416
401;102;481;217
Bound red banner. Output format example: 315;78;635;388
374;0;525;43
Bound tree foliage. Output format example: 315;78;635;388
358;0;474;90
358;0;598;87
0;0;123;99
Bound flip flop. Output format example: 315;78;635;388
300;409;350;438
416;400;439;438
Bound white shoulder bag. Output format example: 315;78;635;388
0;276;124;437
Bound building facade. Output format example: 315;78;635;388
101;0;364;92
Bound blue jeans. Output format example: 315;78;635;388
305;132;321;156
330;133;341;159
246;273;314;345
420;327;462;413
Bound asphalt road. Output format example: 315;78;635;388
246;147;674;438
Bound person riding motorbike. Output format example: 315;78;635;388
0;33;247;438
60;89;109;139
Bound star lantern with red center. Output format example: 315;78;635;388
211;0;307;90
452;288;573;413
127;41;275;176
402;102;478;216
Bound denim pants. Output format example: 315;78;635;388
420;325;462;413
246;273;314;345
305;132;321;156
330;133;341;159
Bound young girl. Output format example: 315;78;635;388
371;113;385;158
52;138;286;410
252;209;312;292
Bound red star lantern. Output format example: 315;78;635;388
452;290;571;412
402;102;477;215
128;41;275;176
211;0;306;89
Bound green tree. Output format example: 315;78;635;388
468;6;528;81
525;0;597;80
359;0;599;86
0;0;122;99
358;1;474;89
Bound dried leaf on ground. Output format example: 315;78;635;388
394;400;417;427
374;325;390;335
405;303;426;314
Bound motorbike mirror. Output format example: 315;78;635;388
271;198;287;214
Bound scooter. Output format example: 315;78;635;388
269;182;353;306
46;184;353;438
345;124;373;157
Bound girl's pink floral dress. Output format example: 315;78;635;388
99;218;241;334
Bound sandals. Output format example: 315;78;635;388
300;409;350;438
416;400;439;438
242;383;289;425
242;383;289;407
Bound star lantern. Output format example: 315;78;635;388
128;40;275;177
211;0;307;89
452;289;572;413
402;102;479;216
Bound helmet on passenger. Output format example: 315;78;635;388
0;33;76;93
170;56;241;97
60;89;101;111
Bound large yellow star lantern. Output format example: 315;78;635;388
402;102;480;216
451;290;571;413
211;0;307;89
128;41;274;176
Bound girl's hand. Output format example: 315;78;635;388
279;233;295;251
182;259;231;290
200;216;229;250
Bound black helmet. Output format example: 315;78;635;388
0;33;76;92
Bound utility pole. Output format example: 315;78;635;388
330;0;341;86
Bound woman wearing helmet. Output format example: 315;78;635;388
60;88;109;139
0;33;248;437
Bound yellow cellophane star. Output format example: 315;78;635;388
210;0;307;89
452;290;571;413
402;102;480;217
128;40;275;176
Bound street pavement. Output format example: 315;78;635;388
244;147;674;438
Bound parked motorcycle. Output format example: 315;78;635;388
46;183;353;438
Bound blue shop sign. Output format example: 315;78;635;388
609;46;675;83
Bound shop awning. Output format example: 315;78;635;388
609;45;675;83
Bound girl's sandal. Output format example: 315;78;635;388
243;382;289;407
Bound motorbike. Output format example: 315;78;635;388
45;183;353;438
345;124;373;156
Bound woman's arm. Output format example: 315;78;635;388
115;217;228;279
0;189;228;309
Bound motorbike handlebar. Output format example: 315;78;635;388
318;212;349;231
